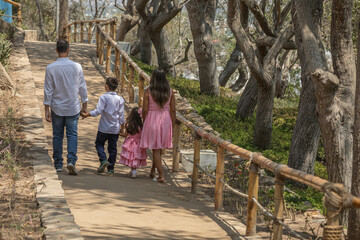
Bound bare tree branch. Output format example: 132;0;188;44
256;36;296;50
242;0;276;37
172;38;193;66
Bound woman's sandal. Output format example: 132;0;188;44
157;177;165;183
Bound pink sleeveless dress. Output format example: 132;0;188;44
119;131;147;168
140;89;173;149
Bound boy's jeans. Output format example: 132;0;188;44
51;111;80;169
95;131;119;170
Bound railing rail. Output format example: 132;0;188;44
65;18;360;240
1;0;21;27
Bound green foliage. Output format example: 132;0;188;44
284;188;324;212
0;33;12;67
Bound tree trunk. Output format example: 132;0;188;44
230;67;248;92
150;29;175;76
236;76;258;119
253;82;276;149
288;77;320;175
58;0;69;40
348;19;360;238
116;0;139;41
35;0;49;41
292;0;355;226
139;20;152;65
186;0;220;96
328;0;356;193
219;45;243;87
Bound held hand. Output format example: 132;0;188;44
80;112;90;119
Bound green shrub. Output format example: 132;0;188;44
0;33;12;67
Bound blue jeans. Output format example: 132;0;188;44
95;131;119;170
51;111;80;169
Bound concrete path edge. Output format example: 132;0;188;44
12;29;83;240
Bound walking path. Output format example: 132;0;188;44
25;41;243;239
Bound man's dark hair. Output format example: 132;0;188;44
106;77;118;91
56;39;69;53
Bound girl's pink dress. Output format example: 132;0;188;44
119;132;147;168
140;89;173;149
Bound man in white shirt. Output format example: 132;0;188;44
44;39;88;175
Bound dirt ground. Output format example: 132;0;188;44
0;92;43;240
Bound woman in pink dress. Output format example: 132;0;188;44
140;68;176;182
119;107;147;179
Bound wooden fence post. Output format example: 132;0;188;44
105;24;109;35
214;146;225;211
67;26;71;43
99;35;104;65
111;21;116;40
172;121;182;172
96;27;100;57
88;22;92;44
191;134;201;194
74;23;77;43
105;40;111;73
121;56;126;93
138;74;145;106
246;162;260;236
273;169;285;240
129;65;135;103
81;22;84;42
115;48;121;81
323;186;343;240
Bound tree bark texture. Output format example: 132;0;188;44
58;0;69;40
186;0;220;96
348;19;360;238
219;45;243;87
236;76;258;119
116;0;139;41
230;66;248;92
150;29;175;77
292;0;355;196
139;20;152;65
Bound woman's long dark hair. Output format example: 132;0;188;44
126;107;143;135
149;68;170;108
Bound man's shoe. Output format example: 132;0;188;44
67;163;78;175
107;169;114;174
97;161;109;173
56;168;63;172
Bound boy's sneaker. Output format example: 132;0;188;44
56;168;63;172
67;163;78;176
130;170;137;179
97;160;109;173
107;169;114;174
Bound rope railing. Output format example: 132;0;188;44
1;0;21;27
65;18;360;240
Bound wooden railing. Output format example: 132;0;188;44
65;19;360;240
1;0;21;27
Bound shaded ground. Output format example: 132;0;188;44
25;41;238;239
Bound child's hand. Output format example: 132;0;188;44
81;112;91;119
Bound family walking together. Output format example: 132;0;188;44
43;39;176;182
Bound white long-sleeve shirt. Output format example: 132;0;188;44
90;92;125;134
44;58;88;116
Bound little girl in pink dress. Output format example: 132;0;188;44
119;107;147;178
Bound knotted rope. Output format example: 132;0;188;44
321;183;353;240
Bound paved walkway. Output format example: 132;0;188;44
25;41;240;239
